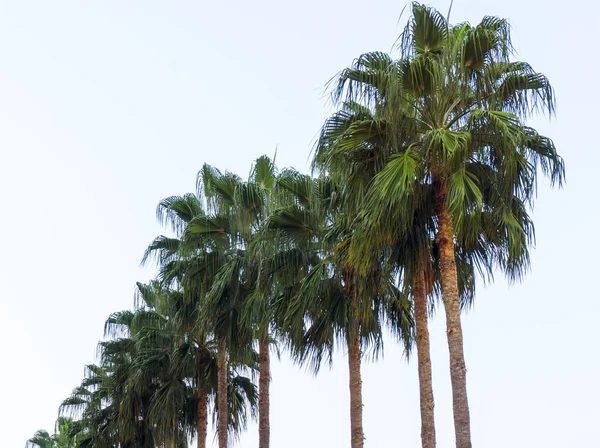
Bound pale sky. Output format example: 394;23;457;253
1;1;597;447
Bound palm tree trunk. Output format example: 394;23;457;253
434;175;471;448
217;341;228;448
197;347;209;448
258;333;271;448
348;321;364;448
343;269;364;448
197;387;208;448
414;268;436;448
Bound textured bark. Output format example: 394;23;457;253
343;269;364;448
258;334;271;448
414;268;436;448
434;175;472;448
197;387;208;448
197;347;209;448
217;341;228;448
348;323;364;448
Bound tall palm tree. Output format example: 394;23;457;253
146;190;234;448
264;169;413;448
326;3;565;447
314;99;481;448
245;157;277;448
313;98;419;448
316;64;547;448
198;156;278;448
142;195;213;448
189;167;255;448
145;183;257;448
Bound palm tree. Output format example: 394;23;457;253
133;281;256;448
60;361;152;448
264;169;412;448
145;183;257;448
198;156;278;448
245;157;277;448
142;195;213;448
134;280;215;448
60;289;257;448
60;308;170;448
134;281;258;448
145;190;234;448
27;430;57;448
314;98;465;448
312;97;419;448
188;169;254;448
159;157;288;448
316;70;547;448
26;418;77;448
326;3;565;447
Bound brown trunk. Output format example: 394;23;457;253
414;268;436;448
258;334;271;448
197;387;208;448
344;269;364;448
434;175;472;448
348;322;364;448
197;347;209;448
217;341;228;448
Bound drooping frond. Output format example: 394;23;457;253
156;194;204;236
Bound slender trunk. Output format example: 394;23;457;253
414;268;436;448
348;321;364;448
197;387;208;448
344;269;364;448
217;341;228;448
258;334;271;448
197;347;209;448
434;175;472;448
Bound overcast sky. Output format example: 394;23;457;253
1;1;597;447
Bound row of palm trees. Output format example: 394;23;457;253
28;3;564;448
